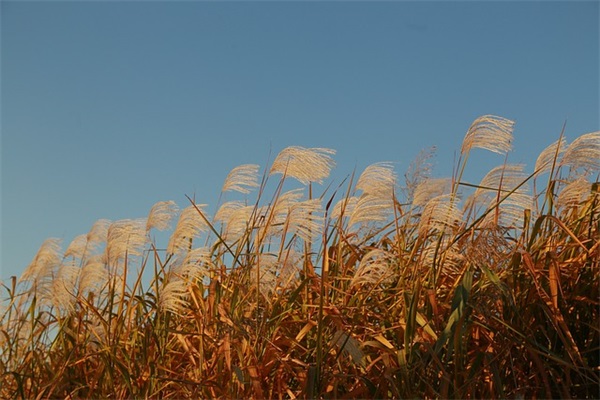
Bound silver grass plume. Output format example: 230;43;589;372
52;264;80;313
252;251;301;299
276;249;301;291
356;162;397;199
63;234;89;261
472;164;532;227
286;198;323;242
105;219;148;267
418;194;463;236
347;194;393;228
560;131;600;172
461;115;515;155
146;200;179;232
331;196;358;221
215;201;254;242
257;189;304;240
158;278;188;315
79;254;109;297
178;247;214;284
421;238;464;274
86;219;111;253
270;146;336;185
253;253;278;297
404;146;437;201
19;238;62;287
222;164;260;194
535;137;567;174
557;177;592;210
412;178;452;207
167;204;209;255
351;249;396;288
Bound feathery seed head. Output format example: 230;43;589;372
356;162;397;199
167;205;209;255
179;247;214;283
270;146;336;185
215;201;254;241
471;164;532;227
79;254;109;297
331;196;359;221
257;189;304;240
52;264;80;313
413;178;452;207
105;219;148;267
146;200;179;232
87;219;111;246
63;234;89;261
20;238;62;286
347;194;393;228
557;177;592;210
287;198;323;242
560;131;600;172
222;164;261;194
158;278;189;315
252;251;301;297
535;137;567;175
418;194;463;236
477;164;529;195
461;115;515;156
351;249;396;288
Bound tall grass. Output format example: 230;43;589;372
1;116;598;399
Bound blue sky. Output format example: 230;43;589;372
1;1;598;280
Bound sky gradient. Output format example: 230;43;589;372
1;1;598;280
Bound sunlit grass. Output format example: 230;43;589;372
1;116;598;399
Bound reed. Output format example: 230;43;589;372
1;116;598;399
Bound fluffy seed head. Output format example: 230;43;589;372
347;194;393;228
146;200;179;232
286;198;323;242
215;201;254;242
331;196;359;221
178;247;214;283
351;249;396;288
159;278;189;315
257;189;304;240
472;164;532;227
557;177;592;209
86;219;111;252
560;131;600;172
105;219;148;267
418;194;463;236
222;164;261;194
356;162;397;199
52;264;80;313
535;137;567;175
461;115;515;155
270;146;336;185
64;234;89;261
413;178;452;207
79;254;109;297
20;238;62;286
167;205;209;255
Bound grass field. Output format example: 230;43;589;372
1;115;598;399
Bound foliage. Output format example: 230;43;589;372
1;119;598;399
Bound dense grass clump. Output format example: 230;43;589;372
1;116;599;399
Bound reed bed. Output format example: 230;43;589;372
1;115;598;399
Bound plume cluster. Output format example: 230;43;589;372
2;116;598;400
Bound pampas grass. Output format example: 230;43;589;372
1;117;598;399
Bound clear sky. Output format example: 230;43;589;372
1;1;598;280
